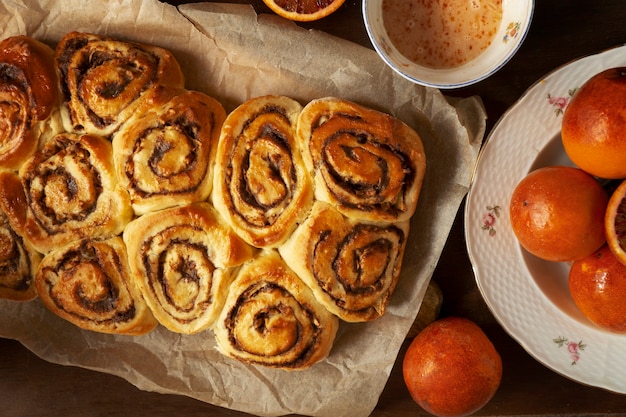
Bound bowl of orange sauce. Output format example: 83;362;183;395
363;0;534;89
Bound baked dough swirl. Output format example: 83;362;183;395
35;236;158;335
113;90;226;215
123;203;254;334
297;97;426;223
0;132;133;254
55;32;185;137
212;95;313;248
214;250;338;370
279;201;409;322
0;208;40;301
0;36;59;170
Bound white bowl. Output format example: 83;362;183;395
362;0;534;89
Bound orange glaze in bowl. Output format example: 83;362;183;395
382;0;503;69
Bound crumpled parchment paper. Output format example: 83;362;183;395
0;1;486;416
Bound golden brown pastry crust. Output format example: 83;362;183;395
0;36;59;170
113;89;226;215
123;202;254;334
212;95;314;248
297;97;426;223
279;201;410;322
214;250;339;370
55;32;185;137
0;132;133;254
35;236;158;335
0;203;40;301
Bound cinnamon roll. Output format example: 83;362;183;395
214;250;338;370
0;132;133;254
123;202;254;334
112;89;226;215
278;201;410;322
35;236;158;335
212;95;314;248
55;32;185;137
0;35;59;170
297;97;426;223
0;206;40;301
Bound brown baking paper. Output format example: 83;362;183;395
0;1;486;416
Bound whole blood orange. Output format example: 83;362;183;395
402;317;502;417
509;166;608;262
262;0;345;21
569;244;626;333
562;67;626;179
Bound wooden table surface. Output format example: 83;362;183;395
4;1;626;416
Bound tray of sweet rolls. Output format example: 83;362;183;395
0;1;485;416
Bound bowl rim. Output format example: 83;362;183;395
362;0;536;89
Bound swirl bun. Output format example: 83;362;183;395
0;36;60;170
113;89;226;215
35;236;158;335
0;206;40;301
123;202;254;334
214;250;338;370
279;201;410;322
297;97;426;223
0;132;133;254
212;95;313;248
55;32;185;137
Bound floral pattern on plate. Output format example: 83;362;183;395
481;205;501;237
554;337;586;366
547;88;577;116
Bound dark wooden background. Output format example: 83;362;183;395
3;1;626;415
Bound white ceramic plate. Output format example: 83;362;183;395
465;45;626;393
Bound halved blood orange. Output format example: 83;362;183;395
262;0;346;22
605;179;626;266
